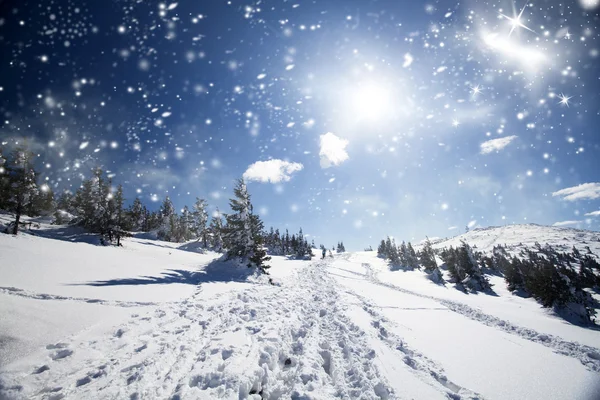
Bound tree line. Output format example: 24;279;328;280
1;144;328;274
376;233;598;323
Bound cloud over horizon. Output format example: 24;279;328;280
552;220;582;227
243;159;303;183
552;182;600;202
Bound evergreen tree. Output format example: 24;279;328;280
456;241;491;292
126;197;145;231
388;238;401;267
399;241;408;267
0;147;8;210
406;242;419;270
179;205;195;241
74;179;95;229
419;237;443;282
31;184;55;216
419;238;437;273
222;178;270;272
192;197;209;245
4;143;39;234
158;196;175;240
208;210;224;251
440;246;459;281
377;239;387;258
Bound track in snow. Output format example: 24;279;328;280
354;261;600;373
4;258;461;400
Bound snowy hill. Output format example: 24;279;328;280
1;219;600;399
427;223;600;256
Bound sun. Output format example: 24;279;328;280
349;82;393;120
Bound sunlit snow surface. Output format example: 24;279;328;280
1;218;599;399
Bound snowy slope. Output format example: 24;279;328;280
427;223;600;256
1;221;600;399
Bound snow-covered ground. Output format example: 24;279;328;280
1;220;600;399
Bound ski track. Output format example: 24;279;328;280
352;259;600;373
0;259;403;400
3;255;597;399
0;286;159;307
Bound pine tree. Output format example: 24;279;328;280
377;239;387;258
208;210;224;251
0;147;8;211
158;196;175;241
180;205;195;241
223;178;270;272
456;241;491;292
192;197;209;245
388;238;401;267
441;246;459;281
406;242;419;270
5;143;39;234
399;241;408;267
419;237;443;282
31;184;55;216
74;179;95;229
126;197;145;231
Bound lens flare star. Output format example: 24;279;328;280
558;93;573;107
499;2;536;37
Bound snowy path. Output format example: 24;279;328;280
2;255;599;400
0;259;405;399
327;255;600;400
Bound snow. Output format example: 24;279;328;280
1;220;600;399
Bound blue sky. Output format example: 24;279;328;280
1;0;599;249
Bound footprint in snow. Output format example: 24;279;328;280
33;365;50;374
46;343;68;350
51;349;73;361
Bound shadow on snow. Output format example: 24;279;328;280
75;258;255;288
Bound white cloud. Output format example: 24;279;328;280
480;135;517;154
584;210;600;217
552;182;600;202
243;159;303;183
319;132;349;168
552;220;582;227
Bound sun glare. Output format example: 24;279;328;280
349;82;393;120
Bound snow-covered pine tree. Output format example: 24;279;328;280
440;246;459;280
388;238;401;268
56;191;75;215
5;143;39;234
91;168;110;235
126;197;145;231
192;197;209;245
456;241;491;292
0;147;7;211
399;241;408;267
406;242;419;270
107;184;129;245
295;228;311;259
158;196;175;241
377;239;387;258
180;205;195;242
74;179;95;229
208;209;224;251
284;229;290;255
222;178;270;273
419;237;443;283
503;256;527;293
